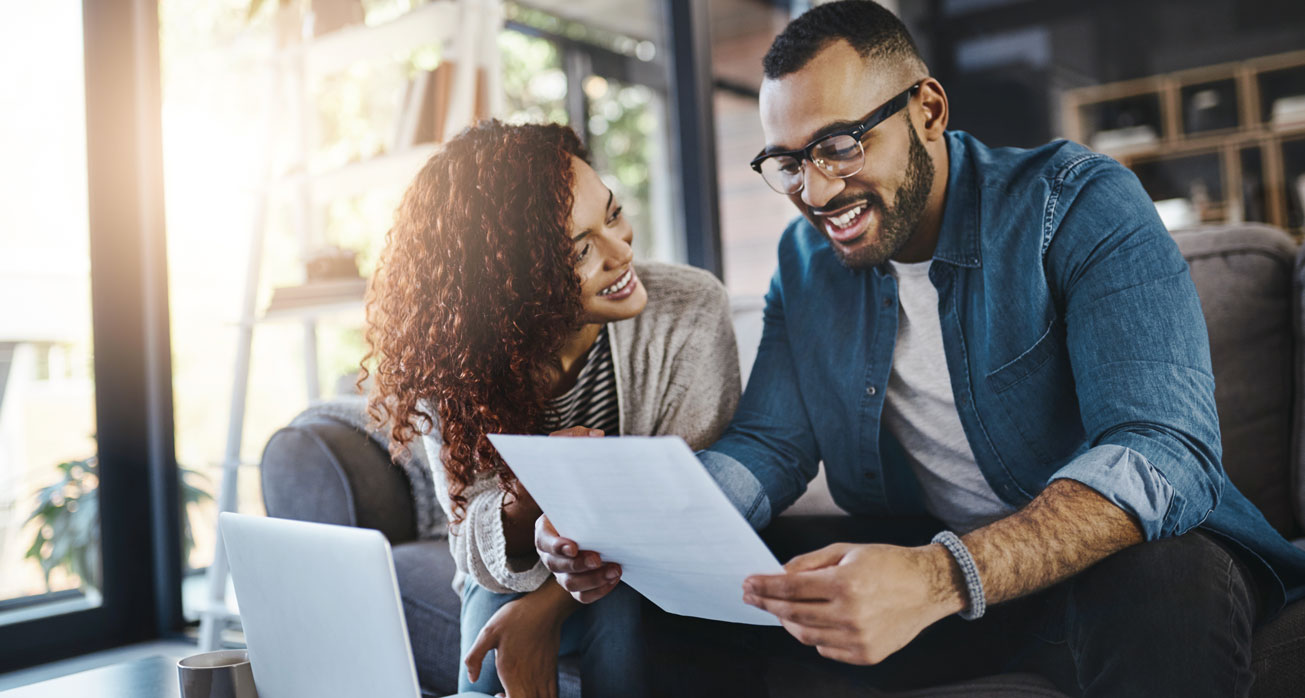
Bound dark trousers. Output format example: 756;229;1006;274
649;516;1263;698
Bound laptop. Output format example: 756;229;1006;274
218;512;423;698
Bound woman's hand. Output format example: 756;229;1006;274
464;583;578;698
535;426;621;603
548;426;605;438
535;515;621;603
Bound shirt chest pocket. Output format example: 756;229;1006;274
984;321;1084;465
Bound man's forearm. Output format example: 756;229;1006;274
960;478;1144;606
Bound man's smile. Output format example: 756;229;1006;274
814;197;877;245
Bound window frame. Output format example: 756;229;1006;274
0;0;182;672
505;0;722;276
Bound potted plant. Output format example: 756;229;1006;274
25;455;213;592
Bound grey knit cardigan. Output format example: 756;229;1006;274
422;261;742;594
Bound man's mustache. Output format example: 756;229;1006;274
810;192;883;215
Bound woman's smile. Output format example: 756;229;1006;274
597;267;639;300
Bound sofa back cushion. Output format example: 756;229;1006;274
1174;225;1299;538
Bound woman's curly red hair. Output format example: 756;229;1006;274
362;120;590;523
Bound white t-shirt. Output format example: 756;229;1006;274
882;259;1016;532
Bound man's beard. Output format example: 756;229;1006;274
828;125;934;270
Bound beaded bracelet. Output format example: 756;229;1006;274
932;530;986;621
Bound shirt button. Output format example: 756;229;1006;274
883;298;893;308
866;471;878;480
867;385;877;396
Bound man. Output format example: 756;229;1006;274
535;1;1305;695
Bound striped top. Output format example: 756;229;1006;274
542;326;619;436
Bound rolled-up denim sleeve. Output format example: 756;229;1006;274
1049;445;1177;539
697;449;772;530
698;267;822;528
1045;160;1222;540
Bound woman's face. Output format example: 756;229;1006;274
568;156;648;323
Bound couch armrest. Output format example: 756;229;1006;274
260;414;418;544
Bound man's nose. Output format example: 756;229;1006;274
800;162;844;209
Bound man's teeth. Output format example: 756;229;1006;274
600;269;633;296
828;205;865;229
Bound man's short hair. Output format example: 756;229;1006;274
763;0;926;80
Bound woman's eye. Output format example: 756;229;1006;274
577;243;591;260
607;206;623;225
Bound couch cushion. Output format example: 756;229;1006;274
1253;598;1305;698
1174;225;1300;538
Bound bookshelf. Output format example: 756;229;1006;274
1062;49;1305;237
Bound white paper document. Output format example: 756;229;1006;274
488;434;783;626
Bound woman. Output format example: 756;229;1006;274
362;120;740;697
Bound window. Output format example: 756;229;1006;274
0;1;102;628
1;0;177;670
710;0;795;297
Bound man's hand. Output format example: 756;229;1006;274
742;542;965;665
463;583;575;698
742;480;1144;666
534;515;622;603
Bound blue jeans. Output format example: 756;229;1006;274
458;580;647;698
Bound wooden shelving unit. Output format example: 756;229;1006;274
1063;49;1305;237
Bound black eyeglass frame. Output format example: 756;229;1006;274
749;82;923;192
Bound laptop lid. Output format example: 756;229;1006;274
218;513;421;698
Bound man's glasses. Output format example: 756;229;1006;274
750;82;922;196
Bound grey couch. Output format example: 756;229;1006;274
262;224;1305;697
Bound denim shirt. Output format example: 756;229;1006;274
701;130;1305;613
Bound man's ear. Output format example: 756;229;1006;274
917;78;949;141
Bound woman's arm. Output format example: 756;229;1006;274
502;425;606;558
424;432;552;594
501;478;542;558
